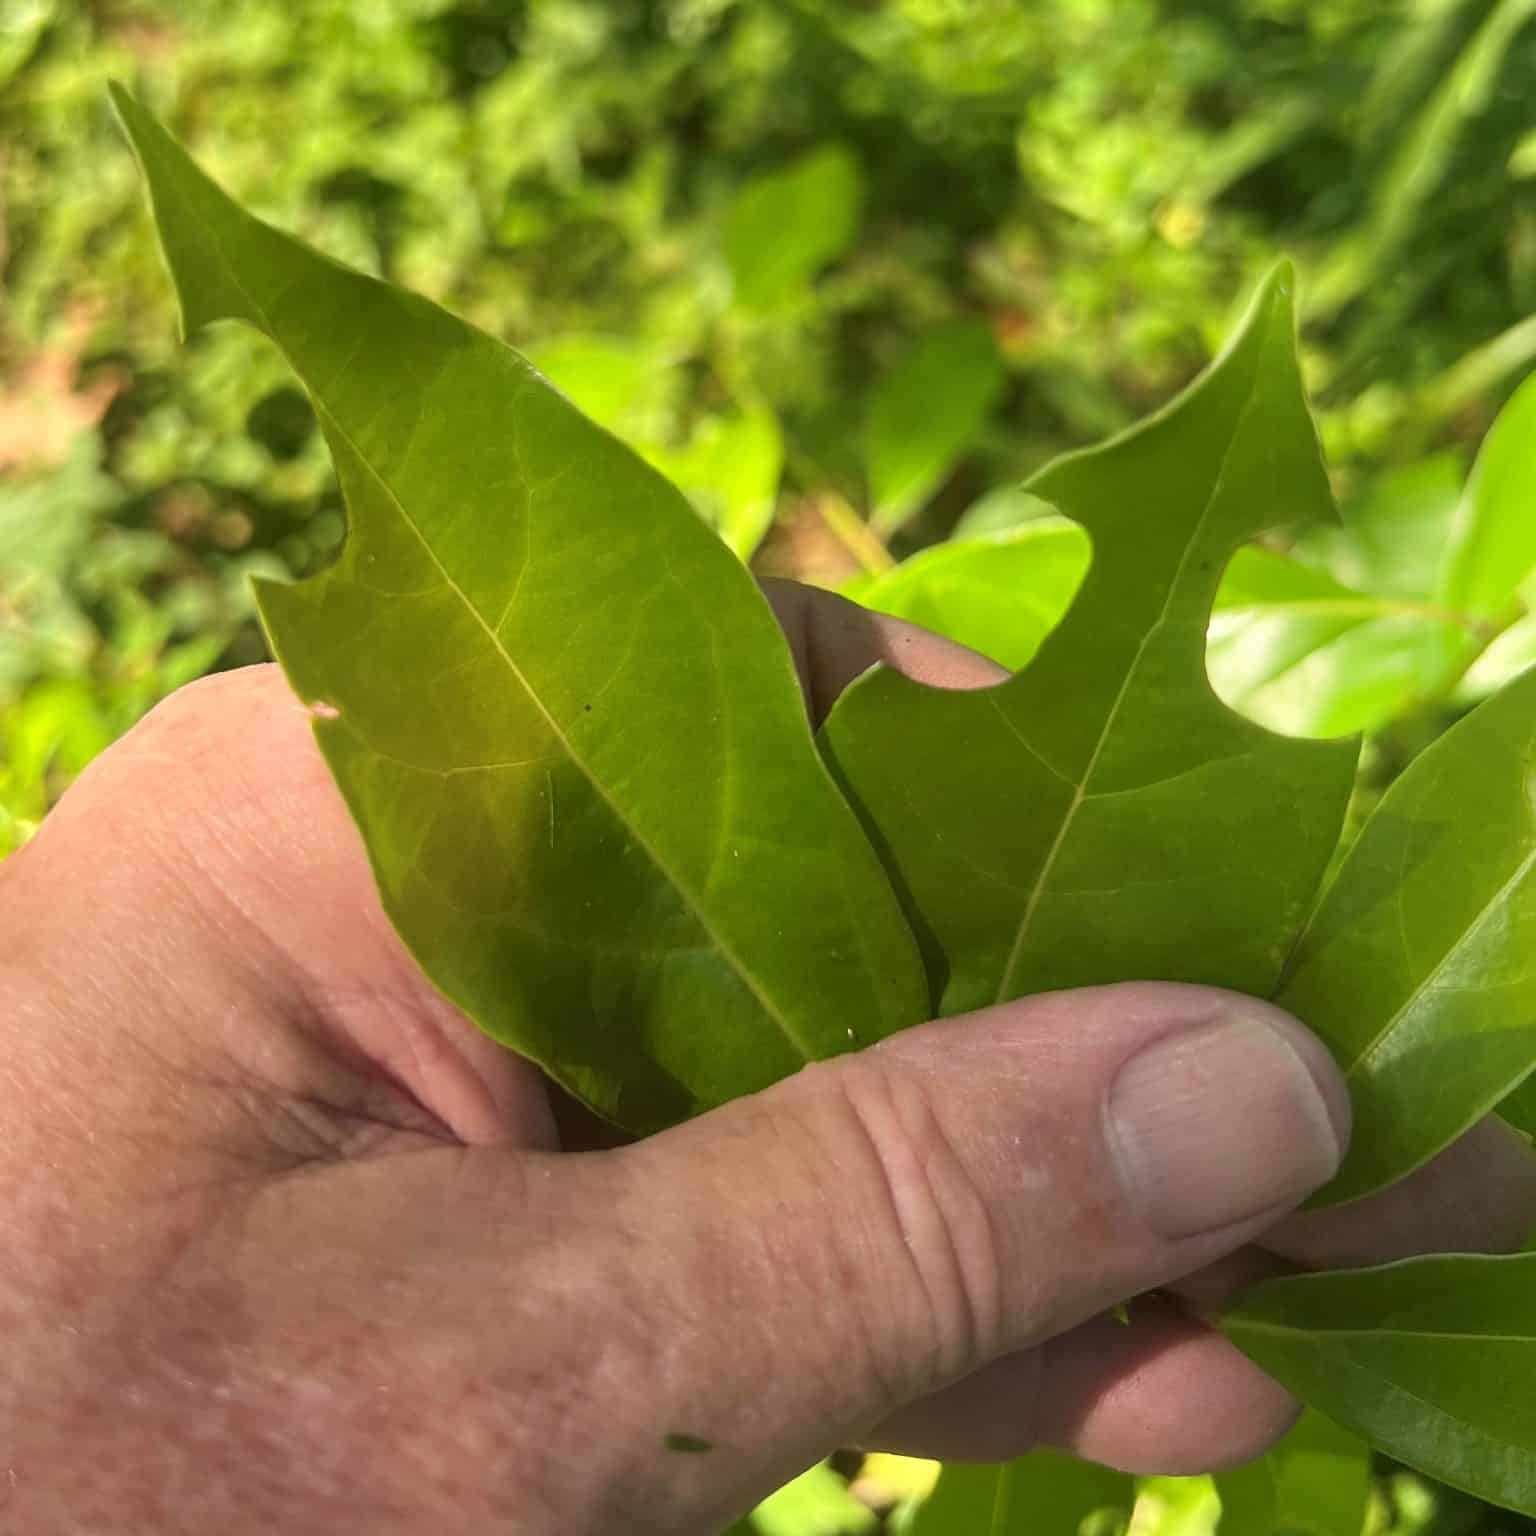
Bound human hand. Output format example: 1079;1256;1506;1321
2;582;1531;1534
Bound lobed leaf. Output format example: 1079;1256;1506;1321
1221;1253;1536;1517
113;86;927;1134
821;265;1358;1014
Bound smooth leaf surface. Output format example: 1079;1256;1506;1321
522;333;668;439
866;319;1006;533
1206;546;1468;739
1319;453;1463;600
647;407;785;562
1212;1412;1370;1536
952;485;1061;539
1436;371;1536;623
1277;663;1536;1203
822;266;1358;1014
1137;1476;1220;1536
1221;1254;1536;1517
842;520;1089;673
114;86;927;1133
722;144;864;310
907;1453;1133;1536
1456;610;1536;703
746;1461;876;1536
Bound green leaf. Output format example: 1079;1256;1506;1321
821;265;1358;1015
866;319;1006;534
1454;610;1536;703
908;1453;1133;1536
1424;316;1536;421
522;334;667;439
1206;547;1468;739
1276;663;1536;1204
747;1461;877;1536
1319;453;1464;601
1213;1411;1370;1536
952;486;1061;539
1138;1476;1220;1536
1501;1073;1536;1139
1436;372;1536;623
722;145;864;311
842;520;1089;673
112;85;927;1134
1221;1253;1536;1518
647;408;785;562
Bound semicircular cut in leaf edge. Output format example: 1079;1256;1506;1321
111;85;928;1134
821;263;1359;1016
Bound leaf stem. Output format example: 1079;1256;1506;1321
817;491;895;575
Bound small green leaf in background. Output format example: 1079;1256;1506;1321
524;337;784;561
1137;1475;1221;1536
522;333;670;441
1213;1411;1371;1536
1221;1253;1536;1517
866;319;1007;534
951;486;1062;539
822;264;1357;1015
906;1452;1133;1536
1202;448;1486;739
1319;453;1463;600
1205;546;1466;739
745;1461;877;1536
1456;610;1536;703
1277;662;1536;1204
722;145;864;311
647;407;785;563
113;87;928;1134
843;519;1089;673
1435;371;1536;624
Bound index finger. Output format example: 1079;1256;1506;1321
759;577;1008;724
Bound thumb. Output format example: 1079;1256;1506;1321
556;981;1349;1528
216;981;1347;1533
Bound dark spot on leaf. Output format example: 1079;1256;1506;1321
663;1432;713;1454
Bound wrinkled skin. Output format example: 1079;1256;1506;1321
1;581;1531;1534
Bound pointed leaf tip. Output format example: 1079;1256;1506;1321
823;262;1354;1017
119;96;929;1131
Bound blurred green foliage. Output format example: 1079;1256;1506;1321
3;3;1536;1527
6;1;1536;847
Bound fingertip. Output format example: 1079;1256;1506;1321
759;577;1007;722
860;1301;1300;1473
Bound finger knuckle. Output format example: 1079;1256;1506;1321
813;1053;1005;1390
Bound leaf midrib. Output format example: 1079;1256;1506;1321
1226;1321;1536;1484
167;150;820;1064
1229;1317;1536;1347
1337;841;1536;1080
992;296;1275;1005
